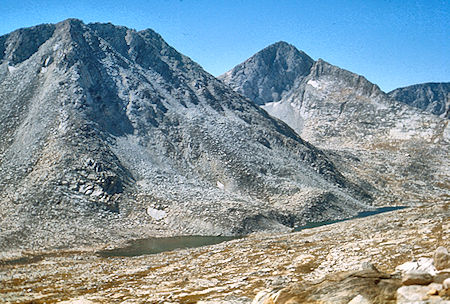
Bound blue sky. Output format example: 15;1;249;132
1;0;448;91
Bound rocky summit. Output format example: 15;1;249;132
0;20;372;252
219;41;314;106
388;82;450;119
220;42;450;206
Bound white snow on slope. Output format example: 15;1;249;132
147;207;166;220
307;79;321;89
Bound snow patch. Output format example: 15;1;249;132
216;181;225;190
147;207;166;220
307;79;321;89
8;65;17;73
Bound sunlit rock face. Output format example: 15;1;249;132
0;20;371;251
220;43;449;205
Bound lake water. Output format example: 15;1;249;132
98;235;239;257
98;206;406;257
294;206;407;231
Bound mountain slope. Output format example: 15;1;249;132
388;82;450;118
220;43;450;205
0;20;370;251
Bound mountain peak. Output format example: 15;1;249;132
270;40;291;46
388;82;450;118
219;41;314;105
264;40;297;52
60;18;84;25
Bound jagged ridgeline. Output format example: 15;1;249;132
220;42;450;205
388;82;450;119
0;19;371;250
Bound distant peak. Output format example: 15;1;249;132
252;41;313;65
271;41;293;48
58;18;84;26
388;82;450;118
219;41;315;105
262;41;299;53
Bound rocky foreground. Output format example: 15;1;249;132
1;202;448;303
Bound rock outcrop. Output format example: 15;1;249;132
220;43;450;205
0;20;371;251
434;247;450;270
388;82;450;119
252;246;450;304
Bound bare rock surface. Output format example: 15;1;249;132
396;257;437;276
0;20;372;251
388;82;450;119
220;43;450;206
402;272;434;286
435;247;450;270
348;295;371;304
396;285;435;303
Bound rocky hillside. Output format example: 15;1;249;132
0;20;372;251
388;82;450;119
220;42;450;205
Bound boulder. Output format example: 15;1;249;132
347;294;370;304
360;262;378;272
402;271;434;286
250;269;400;304
441;278;450;296
444;278;450;289
396;257;437;276
251;290;272;304
434;270;450;284
397;285;429;303
427;283;444;296
434;247;450;270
